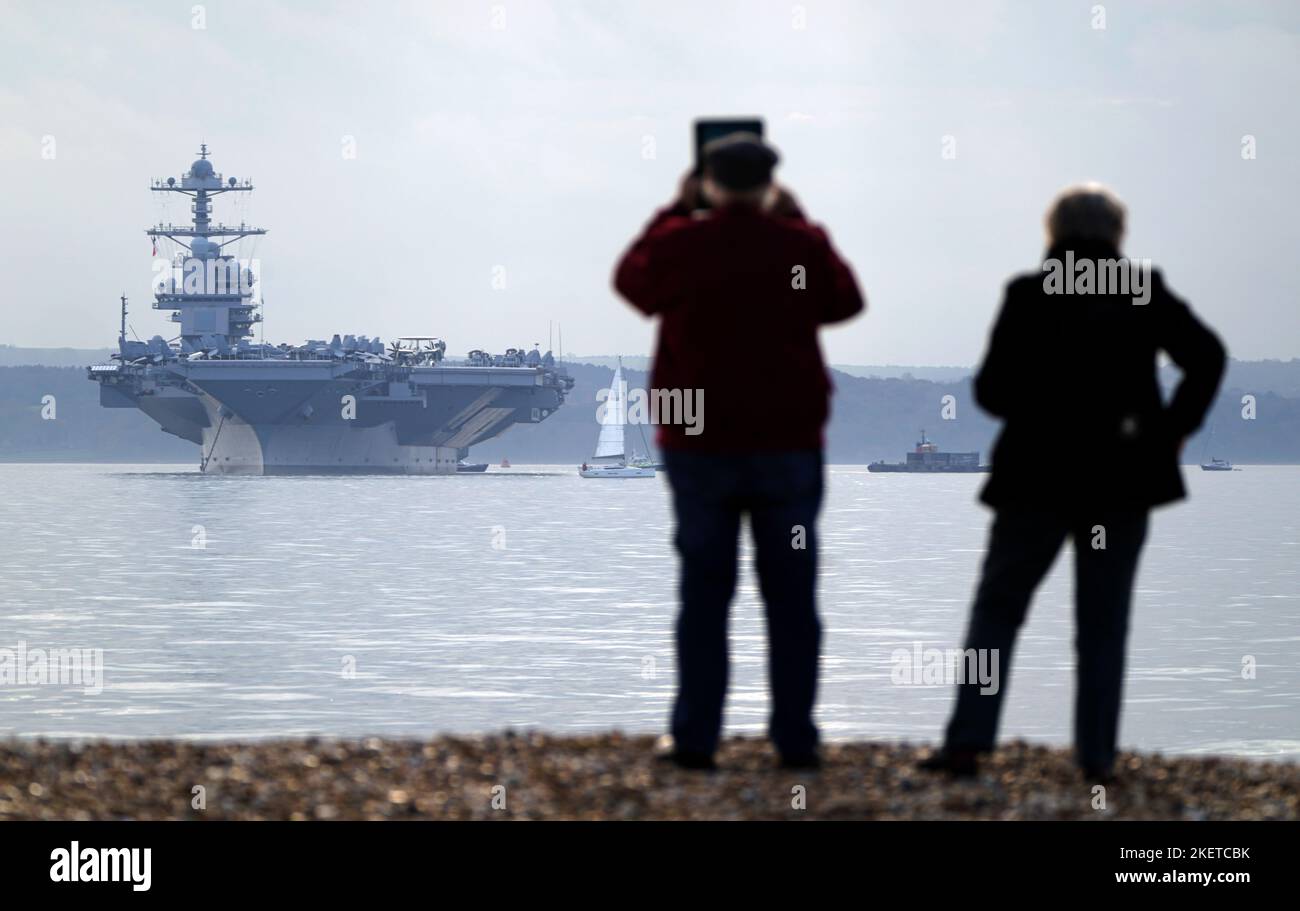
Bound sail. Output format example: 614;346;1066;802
593;365;626;460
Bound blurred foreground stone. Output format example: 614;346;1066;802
1;734;1295;820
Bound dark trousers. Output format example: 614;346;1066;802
943;509;1149;770
663;450;824;758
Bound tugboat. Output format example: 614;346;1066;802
867;430;989;473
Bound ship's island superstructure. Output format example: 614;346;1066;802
88;146;573;474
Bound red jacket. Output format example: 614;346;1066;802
613;203;865;451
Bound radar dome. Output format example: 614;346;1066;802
190;158;215;178
191;237;219;258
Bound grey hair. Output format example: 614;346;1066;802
1045;183;1126;247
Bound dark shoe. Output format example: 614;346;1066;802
779;752;821;771
656;749;717;771
918;747;979;778
653;738;717;771
1081;763;1116;785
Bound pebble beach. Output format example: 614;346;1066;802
2;734;1296;821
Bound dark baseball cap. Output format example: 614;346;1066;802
703;132;779;191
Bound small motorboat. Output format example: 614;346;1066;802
457;461;489;473
1200;457;1237;471
1197;425;1238;471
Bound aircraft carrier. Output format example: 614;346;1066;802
88;146;573;474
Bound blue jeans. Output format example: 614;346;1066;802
662;449;824;758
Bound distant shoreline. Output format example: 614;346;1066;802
6;359;1299;464
4;460;1300;468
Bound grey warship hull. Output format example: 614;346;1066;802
95;357;567;475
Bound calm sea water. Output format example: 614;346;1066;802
0;463;1296;759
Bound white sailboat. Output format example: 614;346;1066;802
579;360;656;479
1198;423;1240;471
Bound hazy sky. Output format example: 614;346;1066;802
1;0;1297;364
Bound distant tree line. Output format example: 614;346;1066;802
1;361;1296;465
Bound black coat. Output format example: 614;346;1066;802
977;242;1226;512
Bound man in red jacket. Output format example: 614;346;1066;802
614;133;865;769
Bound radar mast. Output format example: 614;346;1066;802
148;145;267;351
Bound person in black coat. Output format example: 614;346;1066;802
923;184;1226;781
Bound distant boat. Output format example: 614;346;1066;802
1197;424;1239;471
580;359;655;479
499;457;511;468
867;429;990;473
457;461;489;473
1200;457;1238;471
